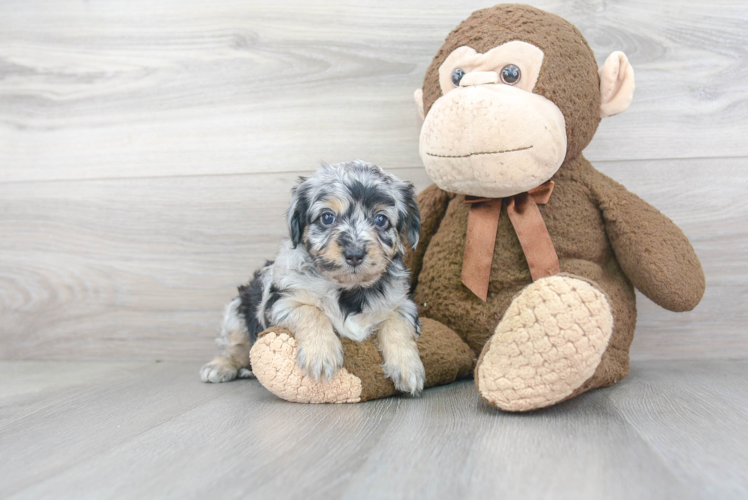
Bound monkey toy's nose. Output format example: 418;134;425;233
460;71;499;87
344;247;365;267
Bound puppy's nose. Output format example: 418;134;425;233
344;247;365;267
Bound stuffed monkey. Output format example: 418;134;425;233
249;4;705;411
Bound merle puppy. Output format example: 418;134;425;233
200;161;425;395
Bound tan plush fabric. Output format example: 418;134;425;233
250;4;704;410
410;155;703;409
250;329;363;404
475;275;613;412
437;42;544;95
250;319;474;403
402;5;705;411
419;82;567;198
422;4;602;163
599;51;635;118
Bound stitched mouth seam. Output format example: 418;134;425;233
426;145;533;158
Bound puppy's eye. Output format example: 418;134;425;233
500;64;521;85
374;214;389;229
320;212;336;227
451;68;465;87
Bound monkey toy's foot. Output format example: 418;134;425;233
250;319;474;404
250;329;363;403
475;275;614;412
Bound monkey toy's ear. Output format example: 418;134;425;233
414;88;425;120
599;51;636;118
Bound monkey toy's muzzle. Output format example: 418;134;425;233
419;84;567;198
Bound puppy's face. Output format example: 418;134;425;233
287;161;420;288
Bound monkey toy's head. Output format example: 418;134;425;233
415;4;635;198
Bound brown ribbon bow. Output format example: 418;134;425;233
461;180;560;301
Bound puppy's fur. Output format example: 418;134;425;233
200;161;425;395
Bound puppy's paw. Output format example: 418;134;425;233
382;348;425;396
296;336;344;382
200;357;238;383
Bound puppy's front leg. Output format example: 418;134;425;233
286;305;344;381
378;312;425;396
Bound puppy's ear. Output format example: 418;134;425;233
287;177;309;248
397;181;421;250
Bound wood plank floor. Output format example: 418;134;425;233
1;360;746;500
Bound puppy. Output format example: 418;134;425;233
200;160;425;395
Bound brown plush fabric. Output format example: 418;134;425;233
412;154;704;395
257;318;474;403
593;174;706;312
404;183;455;290
422;4;602;162
415;318;476;387
406;4;705;408
338;337;396;402
344;318;475;401
473;274;615;411
461;181;559;301
253;4;704;409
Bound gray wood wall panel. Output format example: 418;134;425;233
1;0;746;361
1;0;746;182
1;159;745;361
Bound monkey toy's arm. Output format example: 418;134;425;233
593;172;705;312
404;183;453;290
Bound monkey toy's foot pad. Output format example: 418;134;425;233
476;275;613;412
250;329;363;404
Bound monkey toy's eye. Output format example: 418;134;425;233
500;64;521;85
451;68;466;87
374;214;389;229
320;212;336;227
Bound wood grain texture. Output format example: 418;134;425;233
0;0;746;361
0;361;151;427
1;158;746;361
0;167;429;360
609;362;748;499
2;4;745;497
0;360;746;499
0;0;746;183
